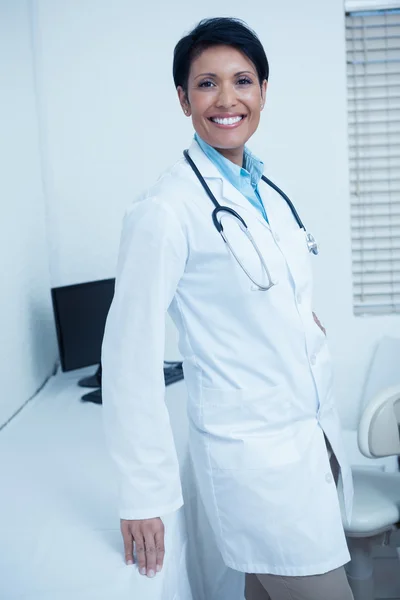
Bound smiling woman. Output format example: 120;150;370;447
101;17;354;600
174;19;268;166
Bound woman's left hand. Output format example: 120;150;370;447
312;311;326;336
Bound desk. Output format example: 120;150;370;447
0;369;191;600
0;368;244;600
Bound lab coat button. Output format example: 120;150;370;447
297;293;302;304
274;233;280;242
310;355;316;366
325;473;333;484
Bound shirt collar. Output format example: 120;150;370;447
194;133;264;190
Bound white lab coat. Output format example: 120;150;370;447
101;138;353;576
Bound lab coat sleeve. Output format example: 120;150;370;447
101;196;188;521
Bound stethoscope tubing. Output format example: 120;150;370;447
183;148;318;291
183;149;306;232
260;174;305;231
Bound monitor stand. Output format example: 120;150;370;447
79;363;183;405
81;388;102;404
78;364;102;388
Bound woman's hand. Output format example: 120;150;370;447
121;517;165;577
312;311;326;336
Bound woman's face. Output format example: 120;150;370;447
178;45;267;158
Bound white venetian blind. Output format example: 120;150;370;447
346;8;400;315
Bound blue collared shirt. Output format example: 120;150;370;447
194;133;268;222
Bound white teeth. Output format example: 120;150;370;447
211;116;243;125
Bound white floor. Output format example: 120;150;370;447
372;545;400;600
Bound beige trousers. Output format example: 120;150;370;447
245;437;354;600
245;565;354;600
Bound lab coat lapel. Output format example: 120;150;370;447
187;140;270;230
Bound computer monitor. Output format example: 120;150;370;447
51;278;115;372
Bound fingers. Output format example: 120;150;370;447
312;311;326;336
144;530;157;578
121;518;165;578
154;527;165;573
142;519;165;577
134;532;147;575
121;521;134;566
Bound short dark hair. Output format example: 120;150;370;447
173;17;269;97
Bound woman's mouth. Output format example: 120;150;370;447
208;115;246;128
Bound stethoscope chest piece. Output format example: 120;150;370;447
306;232;319;255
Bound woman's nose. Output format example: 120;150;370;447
216;84;238;108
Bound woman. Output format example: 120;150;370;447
101;17;354;600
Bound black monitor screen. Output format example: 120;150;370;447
51;278;115;372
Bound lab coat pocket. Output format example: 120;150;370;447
283;228;313;288
315;337;335;400
313;319;328;352
201;385;300;470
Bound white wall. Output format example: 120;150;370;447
0;0;57;427
32;0;400;429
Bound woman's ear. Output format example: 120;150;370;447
177;86;191;116
260;80;268;110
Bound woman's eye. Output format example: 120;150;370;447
237;77;253;85
198;80;215;88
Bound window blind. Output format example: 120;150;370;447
346;1;400;11
346;8;400;315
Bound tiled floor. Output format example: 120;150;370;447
372;545;400;599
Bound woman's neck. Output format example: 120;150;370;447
215;146;244;168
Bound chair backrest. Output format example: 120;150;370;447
360;336;400;414
358;384;400;458
357;335;400;459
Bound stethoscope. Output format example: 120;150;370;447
183;150;319;291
